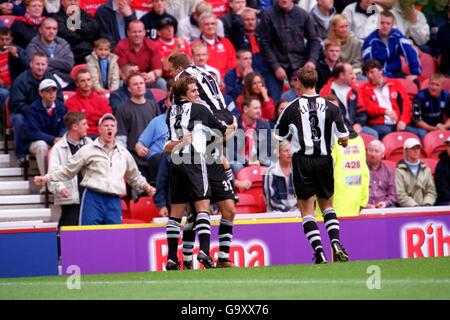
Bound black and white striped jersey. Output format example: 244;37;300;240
174;65;233;124
166;100;227;156
274;95;349;156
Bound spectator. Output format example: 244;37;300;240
25;79;67;179
310;0;336;41
227;96;272;173
45;0;60;13
248;0;273;12
52;0;99;65
224;48;253;101
0;0;25;16
11;0;45;49
327;14;363;77
0;27;28;112
177;1;225;42
342;0;382;41
85;38;120;94
256;0;321;98
320;62;378;138
330;118;369;217
155;17;191;80
280;71;302;102
423;0;448;56
435;136;450;205
263;140;297;212
47;112;92;227
436;6;450;76
26;18;75;89
115;20;165;90
190;41;221;85
66;69;113;139
366;139;396;208
140;0;178;40
271;99;289;128
395;137;437;207
10;52;64;166
362;10;421;80
95;0;137;47
108;63;156;113
165;0;198;22
115;73;161;180
316;38;341;91
235;7;281;102
34;113;156;225
193;12;237;80
412;72;450;133
236;71;275;121
221;0;246;44
361;59;424;139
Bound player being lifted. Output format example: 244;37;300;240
275;67;350;264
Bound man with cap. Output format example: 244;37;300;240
155;16;192;80
34;113;156;225
140;0;178;40
26;79;68;181
435;136;450;205
395;138;437;207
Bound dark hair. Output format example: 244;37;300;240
331;62;346;79
0;27;11;36
125;72;145;87
380;9;395;21
30;51;49;61
64;112;86;129
168;53;191;70
243;71;266;101
242;96;260;109
171;76;197;105
298;66;318;89
236;48;252;59
362;59;383;74
273;99;289;122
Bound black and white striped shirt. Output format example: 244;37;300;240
275;95;349;156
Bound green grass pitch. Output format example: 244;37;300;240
0;257;449;300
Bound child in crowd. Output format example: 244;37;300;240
85;38;120;94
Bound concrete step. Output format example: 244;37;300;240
0;194;47;205
0;167;23;177
0;180;30;195
0;208;52;222
0;154;10;168
0;140;14;151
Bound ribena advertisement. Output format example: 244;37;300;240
401;222;450;258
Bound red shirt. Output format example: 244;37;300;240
193;36;236;80
156;38;191;78
205;0;230;18
79;0;108;16
0;52;11;86
236;95;275;122
115;38;162;73
130;0;153;12
66;90;112;135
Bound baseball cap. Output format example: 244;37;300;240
157;17;177;30
403;137;421;150
39;79;58;91
98;113;116;126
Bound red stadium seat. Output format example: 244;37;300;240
421;158;438;176
418;52;437;81
0;15;16;28
236;165;268;189
395;78;418;100
239;187;266;213
235;193;260;214
381;132;425;162
70;64;87;79
382;159;397;172
121;199;130;219
423;130;450;159
360;133;376;148
129;196;159;223
149;88;167;103
63;91;76;101
420;77;450;91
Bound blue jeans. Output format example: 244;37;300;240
361;126;379;139
9;112;26;159
372;124;428;140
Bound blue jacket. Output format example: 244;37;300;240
25;99;67;145
7;45;28;80
362;28;421;77
9;69;64;115
153;154;171;209
412;89;450;126
263;162;297;212
138;113;168;159
224;68;244;101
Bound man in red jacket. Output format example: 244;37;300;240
65;69;112;139
360;59;424;139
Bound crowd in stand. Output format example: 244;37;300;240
1;0;450;225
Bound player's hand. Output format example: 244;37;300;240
159;206;169;217
59;187;70;198
135;142;149;158
34;176;48;186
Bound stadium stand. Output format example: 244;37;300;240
360;132;376;148
149;88;167;103
382;131;425;162
395;78;418;100
421;158;438;176
423;130;450;159
129;196;159;223
235;193;260;214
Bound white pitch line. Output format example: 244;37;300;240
0;279;449;287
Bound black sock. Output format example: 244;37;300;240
182;213;197;263
166;217;181;262
302;216;323;254
195;211;211;255
323;208;340;245
218;218;233;262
